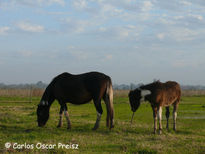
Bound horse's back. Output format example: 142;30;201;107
148;81;181;106
164;81;181;96
50;72;111;104
160;81;181;106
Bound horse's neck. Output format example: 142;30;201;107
141;82;160;91
141;84;153;91
40;85;54;106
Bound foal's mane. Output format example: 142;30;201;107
140;80;161;91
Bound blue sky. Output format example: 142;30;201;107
0;0;205;85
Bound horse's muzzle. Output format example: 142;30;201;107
38;123;45;127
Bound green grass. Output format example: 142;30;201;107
0;96;205;153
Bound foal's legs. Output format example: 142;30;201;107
173;103;178;131
158;106;163;134
93;98;103;130
165;107;170;130
152;106;158;134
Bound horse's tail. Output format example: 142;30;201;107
105;77;114;129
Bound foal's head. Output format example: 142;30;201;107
37;101;50;127
128;89;142;112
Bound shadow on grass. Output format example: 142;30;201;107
0;124;43;136
0;123;114;136
175;130;193;135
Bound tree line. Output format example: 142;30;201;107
0;81;205;90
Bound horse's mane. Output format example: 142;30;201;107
140;80;162;91
50;72;72;85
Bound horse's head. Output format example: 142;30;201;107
128;89;142;112
37;101;50;127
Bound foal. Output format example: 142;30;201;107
129;81;181;134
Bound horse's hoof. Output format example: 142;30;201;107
57;125;62;128
110;125;114;129
92;127;98;130
159;130;162;135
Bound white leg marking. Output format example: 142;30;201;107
97;112;102;122
93;112;102;130
158;107;162;121
173;112;177;121
158;107;162;131
173;111;177;130
64;111;71;128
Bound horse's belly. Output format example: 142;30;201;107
65;93;92;104
164;97;178;106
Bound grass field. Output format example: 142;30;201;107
0;94;205;153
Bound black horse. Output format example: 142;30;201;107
129;81;181;134
37;72;114;130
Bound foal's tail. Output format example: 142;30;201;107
105;77;114;129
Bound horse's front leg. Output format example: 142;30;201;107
158;106;162;134
93;99;103;130
152;106;158;134
57;105;64;128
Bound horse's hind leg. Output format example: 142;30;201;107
64;104;71;129
103;95;110;128
93;99;103;130
57;105;64;128
165;107;170;130
173;103;178;131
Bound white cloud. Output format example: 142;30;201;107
105;54;112;60
172;59;202;68
189;14;203;21
68;50;88;60
180;1;192;6
117;28;129;38
157;33;165;40
67;46;88;60
18;50;33;57
17;22;44;32
49;0;65;6
0;26;10;35
62;18;91;33
141;1;153;12
0;0;65;8
72;0;87;10
99;27;106;32
168;28;201;42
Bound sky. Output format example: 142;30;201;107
0;0;205;85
